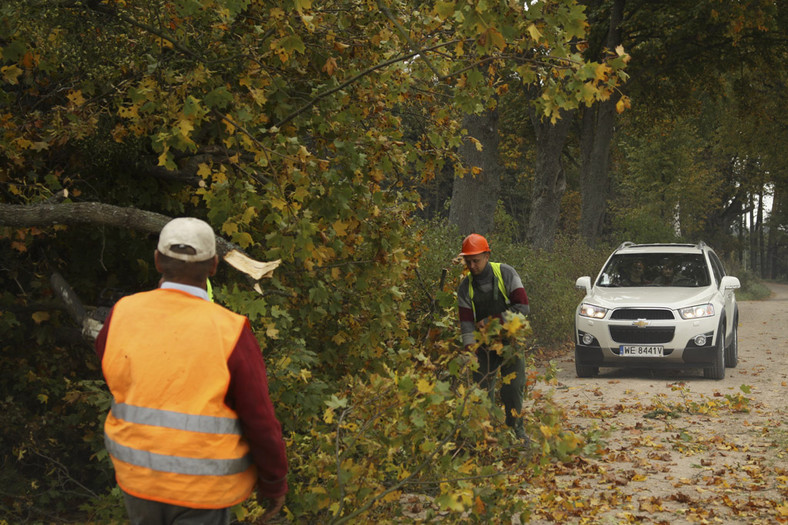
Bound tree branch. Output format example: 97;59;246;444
0;202;280;280
271;39;465;130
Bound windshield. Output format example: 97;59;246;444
596;253;710;288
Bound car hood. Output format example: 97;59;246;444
583;286;715;310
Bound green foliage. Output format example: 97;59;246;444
611;117;722;242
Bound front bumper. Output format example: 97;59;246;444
575;344;718;369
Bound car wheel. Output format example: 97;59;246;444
725;318;738;368
704;321;726;380
575;349;598;378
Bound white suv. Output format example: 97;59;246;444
574;242;740;379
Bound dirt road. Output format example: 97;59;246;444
528;283;788;524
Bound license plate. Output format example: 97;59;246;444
620;345;664;356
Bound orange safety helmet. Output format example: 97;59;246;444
460;233;490;256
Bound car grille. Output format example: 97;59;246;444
609;326;675;344
611;309;675;320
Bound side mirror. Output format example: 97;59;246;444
720;276;741;290
575;276;592;294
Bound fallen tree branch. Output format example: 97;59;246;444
0;202;280;280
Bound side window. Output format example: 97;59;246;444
707;251;724;285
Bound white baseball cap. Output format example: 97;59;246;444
157;217;216;262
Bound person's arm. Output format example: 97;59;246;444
94;308;114;362
226;324;288;500
501;264;530;317
457;278;476;348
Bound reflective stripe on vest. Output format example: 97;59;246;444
468;262;509;320
110;401;243;435
104;434;252;476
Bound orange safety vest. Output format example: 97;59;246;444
102;288;257;509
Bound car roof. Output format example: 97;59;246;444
613;242;706;255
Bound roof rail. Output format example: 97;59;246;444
616;241;636;250
697;240;707;249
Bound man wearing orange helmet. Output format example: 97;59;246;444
457;233;530;441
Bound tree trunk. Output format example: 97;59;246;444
767;184;786;279
751;195;756;272
758;190;765;278
526;110;575;250
578;0;624;247
448;109;501;236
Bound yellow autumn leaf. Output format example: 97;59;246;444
457;460;476;474
222;221;239;236
485;28;506;51
266;325;279;339
197;163;211;178
594;63;611;82
615;44;631;63
241;206;257;223
2;65;23;85
616;96;631;114
382;490;401;502
67;90;86;106
176;118;194;137
323;407;335;424
292;185;310;202
212;169;227;183
271;197;287;211
416;378;434;394
333;220;348;237
504;314;522;336
539;424;555;438
297;145;310;162
527;23;543;42
32;311;50;324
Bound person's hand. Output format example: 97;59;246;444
255;494;285;524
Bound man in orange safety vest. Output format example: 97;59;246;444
95;217;287;524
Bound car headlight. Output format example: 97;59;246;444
579;303;608;319
679;304;715;319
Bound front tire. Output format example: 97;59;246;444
725;318;738;368
704;322;726;380
575;348;599;378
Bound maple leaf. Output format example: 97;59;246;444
323;57;338;76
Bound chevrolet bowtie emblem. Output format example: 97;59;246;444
632;319;649;328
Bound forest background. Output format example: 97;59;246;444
1;0;786;523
